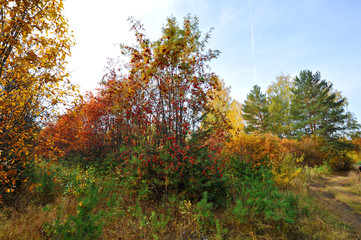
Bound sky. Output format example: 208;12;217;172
63;0;361;122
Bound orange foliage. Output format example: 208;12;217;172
281;136;328;167
39;92;114;159
225;132;288;169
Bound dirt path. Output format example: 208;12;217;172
308;170;361;238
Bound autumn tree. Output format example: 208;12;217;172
242;85;269;133
227;100;244;137
39;91;115;161
266;75;293;138
103;16;221;145
203;79;243;142
44;16;226;202
0;0;76;199
102;16;227;201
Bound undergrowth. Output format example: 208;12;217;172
0;156;359;240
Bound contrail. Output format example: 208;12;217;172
248;0;257;85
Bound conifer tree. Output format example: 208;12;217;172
242;85;269;133
290;70;349;140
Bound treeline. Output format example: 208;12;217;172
243;72;359;141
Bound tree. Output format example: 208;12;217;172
0;0;76;198
227;100;244;137
46;16;226;201
40;92;114;160
104;16;221;148
242;85;269;133
202;79;244;142
266;75;293;138
108;16;223;198
290;70;350;140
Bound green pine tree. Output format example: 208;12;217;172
242;85;269;133
290;70;350;141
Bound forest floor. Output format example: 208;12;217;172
308;166;361;239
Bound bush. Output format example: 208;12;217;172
328;153;354;171
0;156;38;205
43;182;104;240
273;154;303;189
225;132;287;171
35;164;59;204
195;191;214;231
117;140;228;207
34;158;97;199
281;136;328;167
230;158;300;225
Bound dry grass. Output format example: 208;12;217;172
280;167;361;239
292;192;358;240
0;196;73;240
325;171;361;214
0;191;302;240
0;193;77;240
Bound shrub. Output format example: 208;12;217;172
195;191;214;231
230;158;300;225
281;136;328;167
35;164;59;204
328;153;354;171
43;182;104;239
0;156;38;204
225;132;287;171
273;154;303;189
117;139;228;207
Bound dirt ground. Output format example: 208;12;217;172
309;167;361;239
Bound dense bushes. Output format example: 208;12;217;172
114;134;227;205
38;16;230;205
35;16;359;210
225;132;287;170
281;136;327;167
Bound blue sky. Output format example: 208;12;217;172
64;0;361;122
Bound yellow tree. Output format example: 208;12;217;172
203;79;244;140
227;100;243;137
0;0;76;200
